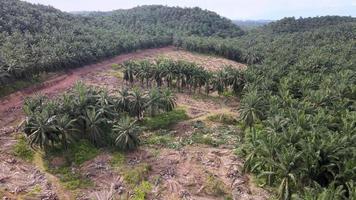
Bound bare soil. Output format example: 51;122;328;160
0;46;174;128
0;47;268;200
149;50;247;71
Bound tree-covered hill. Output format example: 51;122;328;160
265;16;356;33
173;15;356;199
0;0;242;85
87;5;244;37
233;19;273;30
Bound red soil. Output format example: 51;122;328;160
0;46;175;128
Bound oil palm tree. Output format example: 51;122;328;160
80;108;106;146
25;111;58;151
147;87;161;116
239;90;265;130
116;88;130;112
159;88;177;112
54;114;78;150
123;62;135;85
113;116;141;150
128;88;149;120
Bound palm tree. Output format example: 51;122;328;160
113;116;141;150
54;114;78;150
25;111;58;151
128;88;149;120
136;60;152;87
147;87;161;116
116;88;130;112
95;90;116;119
80;108;106;146
239;90;265;130
123;61;135;85
213;70;227;95
159;88;177;112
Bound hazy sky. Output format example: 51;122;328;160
23;0;356;20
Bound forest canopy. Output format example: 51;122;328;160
0;1;355;199
0;0;243;85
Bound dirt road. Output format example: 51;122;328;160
0;46;175;128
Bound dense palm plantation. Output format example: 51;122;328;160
1;0;355;198
23;82;177;151
235;17;356;199
121;59;245;96
0;0;243;86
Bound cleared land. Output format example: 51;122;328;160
0;48;267;200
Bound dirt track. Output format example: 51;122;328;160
0;46;175;128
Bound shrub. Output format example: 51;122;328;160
111;152;125;167
207;113;238;125
111;63;120;69
70;140;99;165
123;163;151;186
143;109;188;130
144;132;183;149
13;134;34;162
204;173;227;196
53;167;93;190
132;181;153;200
190;133;218;146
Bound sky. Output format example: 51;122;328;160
23;0;356;20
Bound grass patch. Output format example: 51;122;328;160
24;184;42;197
204;173;228;196
110;70;124;79
132;181;153;200
51;166;93;190
12;134;34;162
111;152;125;167
70;140;99;165
143;109;188;130
43;140;97;190
184;124;241;147
190;133;219;146
207;113;238;125
0;72;54;98
123;163;151;186
46;139;99;166
143;131;183;149
111;63;121;69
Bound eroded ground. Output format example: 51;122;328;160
0;48;268;200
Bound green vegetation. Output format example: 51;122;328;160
25;185;42;197
204;173;228;196
143;130;183;149
4;1;355;198
123;163;151;186
51;167;93;190
143;109;188;130
207;113;238;125
0;0;242;86
235;17;356;199
111;152;125;167
132;181;153;200
122;58;246;96
22;82;177;153
70;140;99;165
12;134;34;162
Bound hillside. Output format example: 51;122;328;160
0;1;355;199
0;0;242;86
165;15;356;199
233;19;273;30
265;16;356;33
87;6;244;37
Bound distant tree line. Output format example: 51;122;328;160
0;0;243;85
121;58;245;96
